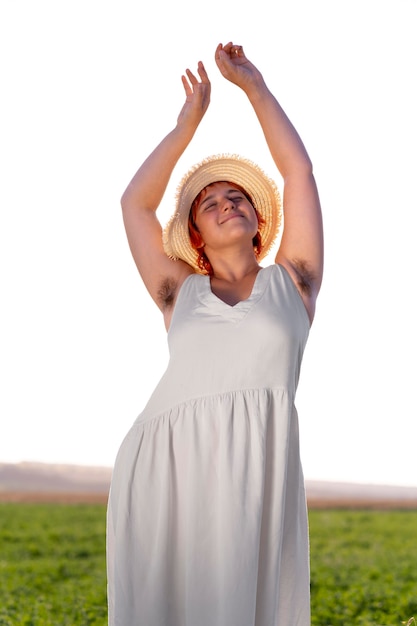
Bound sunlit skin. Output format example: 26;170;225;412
188;181;263;305
193;182;259;256
120;41;323;329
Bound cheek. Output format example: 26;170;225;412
194;214;212;238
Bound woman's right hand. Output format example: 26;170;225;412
177;61;211;131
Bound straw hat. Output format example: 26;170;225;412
163;154;282;273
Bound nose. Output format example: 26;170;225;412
222;198;235;212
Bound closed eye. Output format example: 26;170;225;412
199;193;244;212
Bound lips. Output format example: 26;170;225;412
220;213;244;224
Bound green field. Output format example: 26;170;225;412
0;503;416;625
309;510;417;625
0;503;107;626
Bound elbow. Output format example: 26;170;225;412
283;163;315;188
120;186;133;213
282;155;314;183
296;154;314;177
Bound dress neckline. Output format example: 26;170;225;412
208;267;264;308
199;265;273;320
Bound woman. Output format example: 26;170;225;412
107;42;323;626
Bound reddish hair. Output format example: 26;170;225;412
187;182;265;275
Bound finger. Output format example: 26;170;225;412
215;46;229;64
215;43;224;63
185;68;198;85
197;61;210;82
228;43;242;57
181;74;192;96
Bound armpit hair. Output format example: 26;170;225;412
291;259;315;297
157;277;178;310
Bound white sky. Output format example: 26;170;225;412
1;0;416;487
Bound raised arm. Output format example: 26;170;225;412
215;43;323;323
121;61;211;320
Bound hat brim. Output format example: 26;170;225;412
163;154;282;273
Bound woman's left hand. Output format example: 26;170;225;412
214;42;265;95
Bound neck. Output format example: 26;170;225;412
208;251;260;283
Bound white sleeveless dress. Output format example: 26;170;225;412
107;264;311;626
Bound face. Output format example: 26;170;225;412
192;182;259;252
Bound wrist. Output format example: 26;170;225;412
245;80;271;105
172;121;197;146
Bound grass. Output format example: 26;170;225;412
309;509;417;625
0;503;416;624
0;503;107;625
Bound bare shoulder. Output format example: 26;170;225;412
279;258;320;324
287;258;316;297
158;276;179;310
158;272;194;311
159;270;195;330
